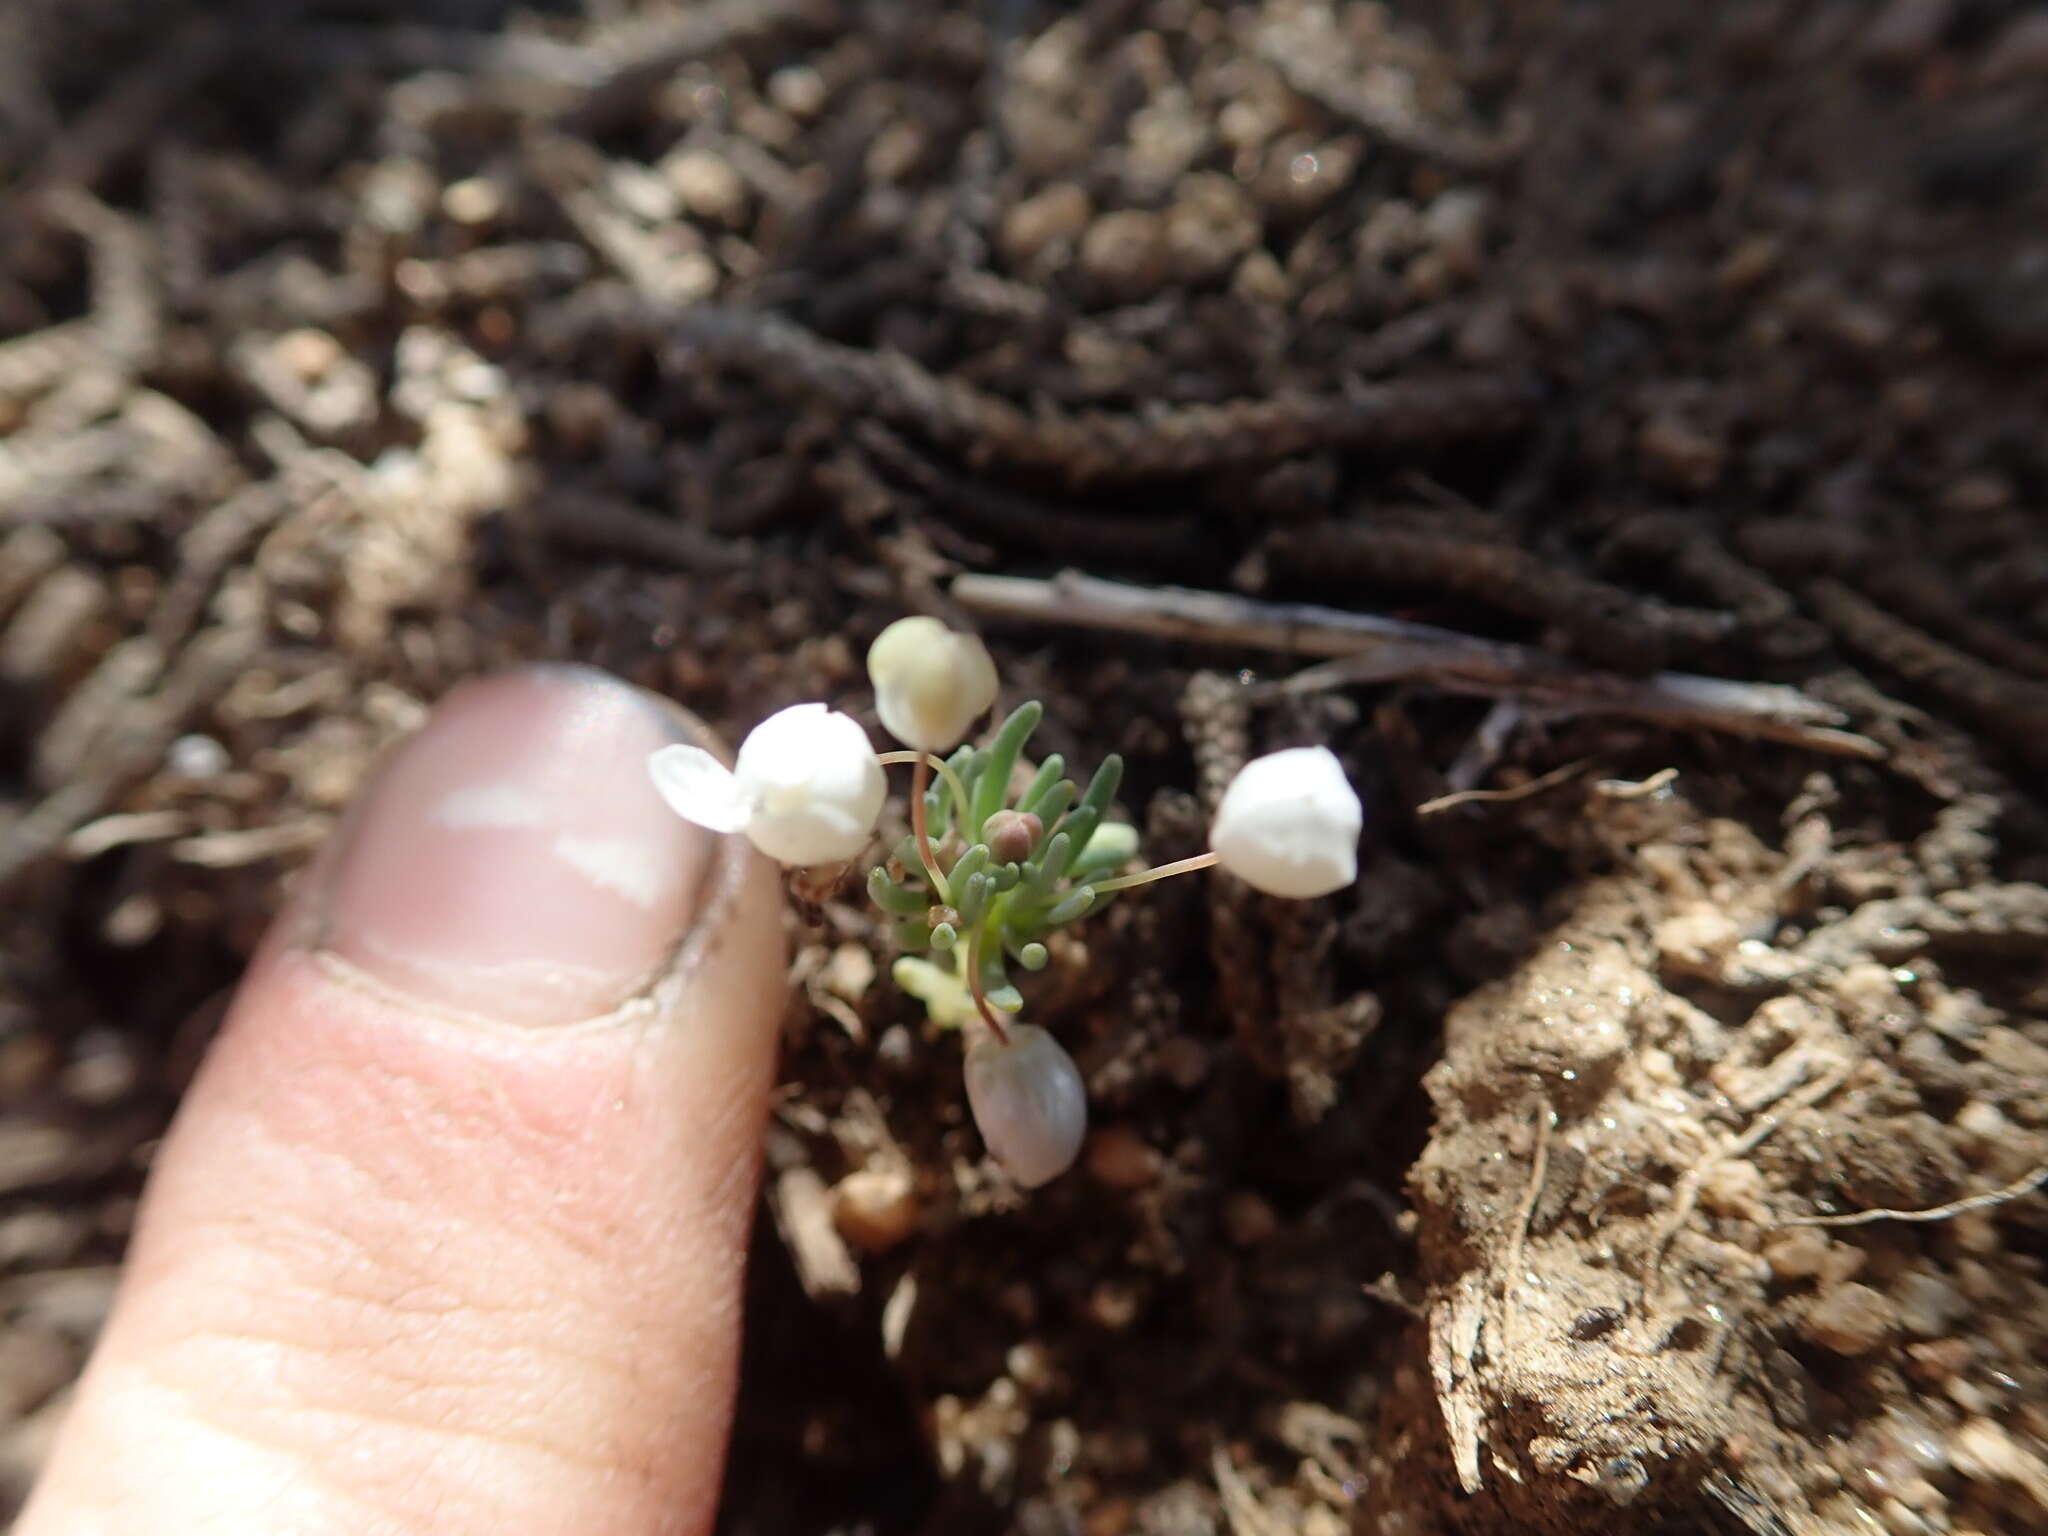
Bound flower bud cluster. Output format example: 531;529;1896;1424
648;615;1366;1188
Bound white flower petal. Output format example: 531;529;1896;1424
743;802;871;865
867;616;998;752
647;744;754;834
964;1023;1087;1188
731;703;885;866
1210;745;1362;899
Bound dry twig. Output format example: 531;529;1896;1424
953;571;1885;760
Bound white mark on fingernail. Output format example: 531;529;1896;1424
553;834;669;909
434;782;549;830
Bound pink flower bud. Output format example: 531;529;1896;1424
983;808;1042;864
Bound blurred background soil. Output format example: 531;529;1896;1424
5;0;2048;1530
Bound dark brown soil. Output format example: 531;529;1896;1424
6;1;2048;1531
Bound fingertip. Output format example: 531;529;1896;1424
23;666;791;1536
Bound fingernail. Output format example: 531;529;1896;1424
315;665;723;1028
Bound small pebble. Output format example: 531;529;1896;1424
1079;209;1171;303
1420;188;1490;281
820;943;874;1004
1231;249;1291;306
58;1030;137;1107
1654;904;1740;978
829;1166;922;1255
272;327;343;384
1699;1158;1768;1219
440;176;503;228
1222;1189;1279;1247
1163;173;1261;285
999;183;1092;268
1085;1126;1161;1190
1086;1278;1143;1330
1802;1282;1898;1355
766;64;827;119
1154;1035;1210;1090
663;150;749;226
1905;1338;1973;1385
1638;409;1726;492
166;733;230;779
1892;1267;1966;1338
1005;1340;1055;1393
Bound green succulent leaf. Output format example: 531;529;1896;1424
971;701;1044;834
956;870;992;927
1059;754;1123;858
951;842;991;890
868;866;929;916
1016;754;1066;815
1045;887;1097;927
1068;822;1140;882
1024;831;1073;899
1026;780;1075;840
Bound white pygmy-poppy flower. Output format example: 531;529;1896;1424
866;616;998;752
648;703;885;866
963;1023;1087;1188
1209;745;1362;899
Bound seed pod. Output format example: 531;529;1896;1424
964;1023;1087;1188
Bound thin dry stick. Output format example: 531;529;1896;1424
1501;1102;1556;1351
1416;758;1593;816
1641;1060;1850;1304
1782;1160;2048;1228
953;571;1885;761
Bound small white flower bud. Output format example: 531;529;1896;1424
866;616;999;752
963;1022;1087;1188
1209;745;1362;899
648;702;885;866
